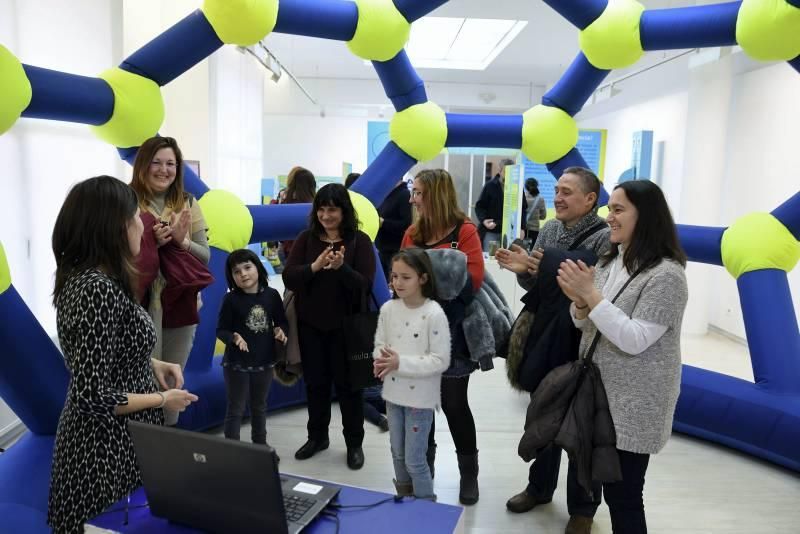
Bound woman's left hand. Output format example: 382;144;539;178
152;359;185;390
557;259;597;302
373;346;399;379
325;246;345;270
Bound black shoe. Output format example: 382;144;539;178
506;490;546;513
378;416;390;432
346;447;365;470
294;439;329;460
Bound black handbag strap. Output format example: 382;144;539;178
568;222;607;251
582;264;646;364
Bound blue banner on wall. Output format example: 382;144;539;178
522;129;607;211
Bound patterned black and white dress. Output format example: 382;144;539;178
47;269;164;533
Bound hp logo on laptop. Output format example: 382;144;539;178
193;453;207;463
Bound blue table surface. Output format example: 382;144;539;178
90;479;463;533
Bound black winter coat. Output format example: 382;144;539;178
514;248;598;392
518;356;621;495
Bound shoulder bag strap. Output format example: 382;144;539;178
568;222;607;251
582;264;646;364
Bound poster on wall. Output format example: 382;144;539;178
500;163;524;248
342;162;353;180
522;129;607;217
367;121;390;166
618;130;653;183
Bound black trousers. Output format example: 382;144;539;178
223;367;273;444
298;321;364;448
603;449;650;534
426;375;477;455
526;443;602;517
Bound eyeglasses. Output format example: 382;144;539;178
411;190;424;198
150;161;177;169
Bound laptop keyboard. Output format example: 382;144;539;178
283;494;316;523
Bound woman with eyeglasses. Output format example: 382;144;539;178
130;136;210;425
401;169;484;505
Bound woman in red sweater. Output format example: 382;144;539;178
400;169;484;505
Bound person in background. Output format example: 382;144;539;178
130;136;210;426
375;178;413;279
524;178;547;244
48;176;198;533
557;179;688;534
475;159;513;251
496;166;610;534
281;167;317;259
402;169;484;505
344;172;361;189
283;184;375;469
217;249;288;458
374;249;450;501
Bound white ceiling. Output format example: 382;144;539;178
265;0;699;87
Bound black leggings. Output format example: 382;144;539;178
427;375;477;454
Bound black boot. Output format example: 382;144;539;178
426;444;437;479
456;451;479;505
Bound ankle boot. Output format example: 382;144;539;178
393;479;414;497
426;444;437;479
456;451;479;505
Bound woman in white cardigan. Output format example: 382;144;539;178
557;180;688;534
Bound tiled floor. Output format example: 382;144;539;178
222;330;800;533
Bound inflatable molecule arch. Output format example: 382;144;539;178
0;0;799;528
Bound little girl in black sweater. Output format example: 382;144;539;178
217;249;287;456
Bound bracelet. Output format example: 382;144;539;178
575;303;588;310
155;391;166;409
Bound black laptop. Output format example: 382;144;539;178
128;421;340;534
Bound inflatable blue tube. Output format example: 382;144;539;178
393;0;449;22
547;148;610;206
186;247;228;372
540;0;608;29
445;113;523;149
274;0;357;41
738;269;800;393
542;53;610;116
0;433;55;522
771;190;800;239
350;141;417;207
640;3;740;50
791;56;800;75
250;203;312;242
371;246;391;305
676;224;724;266
120;10;223;86
676;224;725;265
674;365;800;472
0;285;68;436
21;65;113;125
373;50;428;112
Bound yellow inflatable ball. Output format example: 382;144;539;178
348;191;380;241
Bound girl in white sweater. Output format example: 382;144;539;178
373;249;451;500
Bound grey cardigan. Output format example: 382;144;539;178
579;258;688;454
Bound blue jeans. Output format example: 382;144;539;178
386;402;434;499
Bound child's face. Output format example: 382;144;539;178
390;259;427;300
231;261;259;293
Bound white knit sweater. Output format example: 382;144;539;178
373;299;451;409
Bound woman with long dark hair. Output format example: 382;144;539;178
283;183;375;469
401;169;484;505
557;180;688;534
48;176;197;533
